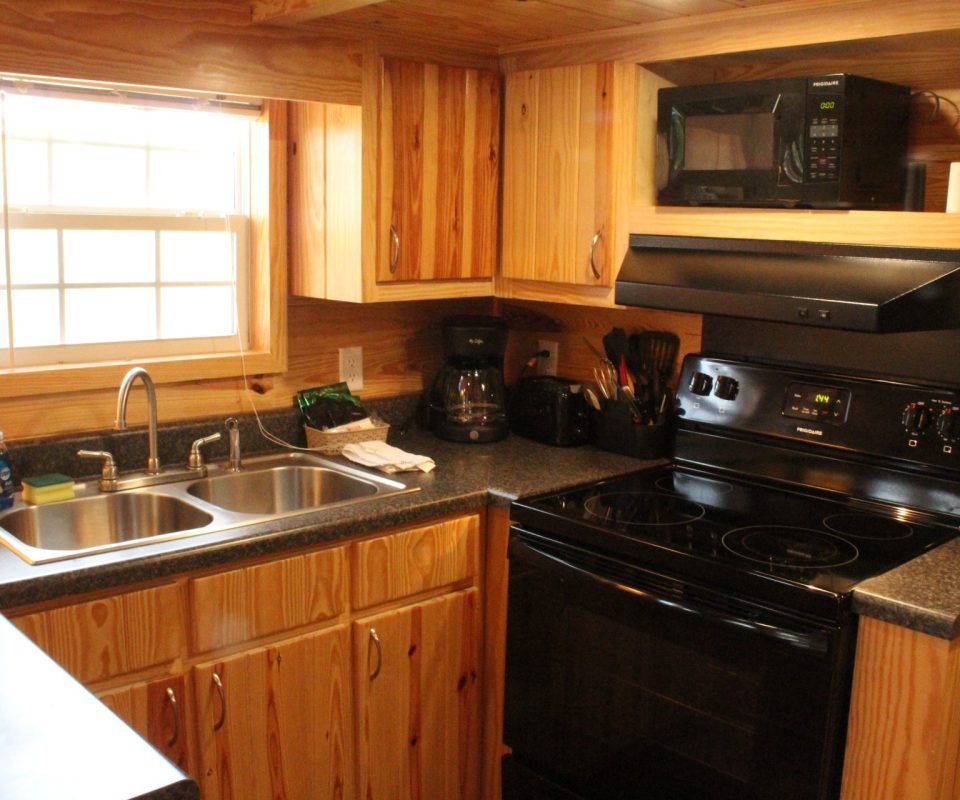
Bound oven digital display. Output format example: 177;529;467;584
784;382;850;422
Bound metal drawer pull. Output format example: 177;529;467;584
369;627;383;681
589;230;602;280
165;687;180;748
212;672;226;731
389;225;400;274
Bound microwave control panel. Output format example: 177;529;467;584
804;87;842;183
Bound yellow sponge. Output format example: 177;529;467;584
22;473;76;505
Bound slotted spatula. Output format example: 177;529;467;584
633;331;680;418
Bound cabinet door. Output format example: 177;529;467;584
194;626;353;800
354;588;480;800
378;58;499;283
98;674;192;776
502;63;617;287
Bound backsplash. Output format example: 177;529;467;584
5;395;422;486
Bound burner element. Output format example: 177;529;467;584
584;492;705;527
722;526;859;569
823;513;913;540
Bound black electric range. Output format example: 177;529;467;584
503;356;960;800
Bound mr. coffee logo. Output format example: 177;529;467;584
796;426;824;437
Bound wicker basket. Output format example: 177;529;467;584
304;419;390;455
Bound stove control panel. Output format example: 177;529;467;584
676;355;960;470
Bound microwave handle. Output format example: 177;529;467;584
509;531;833;656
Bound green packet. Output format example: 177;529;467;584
296;381;362;414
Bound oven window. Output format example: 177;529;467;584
684;113;774;170
504;537;848;800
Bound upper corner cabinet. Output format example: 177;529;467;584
501;63;635;288
375;57;501;286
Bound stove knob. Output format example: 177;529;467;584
902;402;934;433
688;371;713;396
937;407;960;441
714;375;740;401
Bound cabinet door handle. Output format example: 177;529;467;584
589;229;603;280
164;686;180;748
368;627;383;681
389;225;400;274
212;672;226;731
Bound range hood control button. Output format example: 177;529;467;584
714;376;740;401
902;402;934;433
689;371;713;396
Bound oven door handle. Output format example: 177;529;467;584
510;534;832;655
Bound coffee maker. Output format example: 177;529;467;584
427;315;508;443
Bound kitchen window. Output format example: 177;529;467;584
0;80;286;396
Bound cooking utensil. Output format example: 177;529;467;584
633;331;680;416
593;362;618;400
584;386;602;411
602;327;628;368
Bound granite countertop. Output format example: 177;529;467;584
0;613;197;800
1;427;959;637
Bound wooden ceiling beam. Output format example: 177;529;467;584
251;0;389;26
498;0;960;71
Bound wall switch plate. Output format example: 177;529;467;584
339;346;364;390
538;339;558;377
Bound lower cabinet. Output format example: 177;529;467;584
10;511;483;800
194;626;353;800
354;588;480;800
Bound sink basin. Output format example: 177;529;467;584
0;492;214;560
187;465;380;515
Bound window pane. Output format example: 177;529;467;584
52;144;147;208
6;140;50;206
50;101;148;146
160;231;234;282
149;150;236;210
64;288;155;343
4;95;54;138
12;289;59;346
0;297;9;348
161;286;235;339
9;230;58;285
148;109;243;150
63;230;155;283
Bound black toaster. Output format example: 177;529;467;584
510;375;590;446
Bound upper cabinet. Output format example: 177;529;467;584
500;63;637;301
289;54;501;303
377;58;500;284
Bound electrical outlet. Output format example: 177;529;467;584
538;339;558;377
339;346;364;391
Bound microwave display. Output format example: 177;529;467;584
684;113;774;171
656;74;910;209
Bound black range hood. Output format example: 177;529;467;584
615;234;960;333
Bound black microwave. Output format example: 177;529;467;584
656;74;910;209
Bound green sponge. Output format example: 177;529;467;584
22;473;76;505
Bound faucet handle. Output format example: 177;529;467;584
77;450;119;492
187;432;222;472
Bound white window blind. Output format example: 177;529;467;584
0;83;259;367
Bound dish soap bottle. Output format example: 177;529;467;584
0;432;14;509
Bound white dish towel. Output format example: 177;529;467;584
341;440;436;474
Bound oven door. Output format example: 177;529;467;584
504;527;855;800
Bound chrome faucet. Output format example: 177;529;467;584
225;417;242;472
116;367;161;475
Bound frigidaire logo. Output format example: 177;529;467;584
812;80;841;88
796;426;824;437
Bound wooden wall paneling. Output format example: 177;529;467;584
471;69;502;280
190;546;347;653
350;513;480;609
324;103;365;300
11;583;186;685
253;0;390;25
498;299;702;388
0;1;363;103
434;64;467;281
840;617;960;800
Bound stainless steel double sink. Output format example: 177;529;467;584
0;452;418;565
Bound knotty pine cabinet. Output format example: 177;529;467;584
500;62;637;299
288;55;500;303
5;511;483;800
